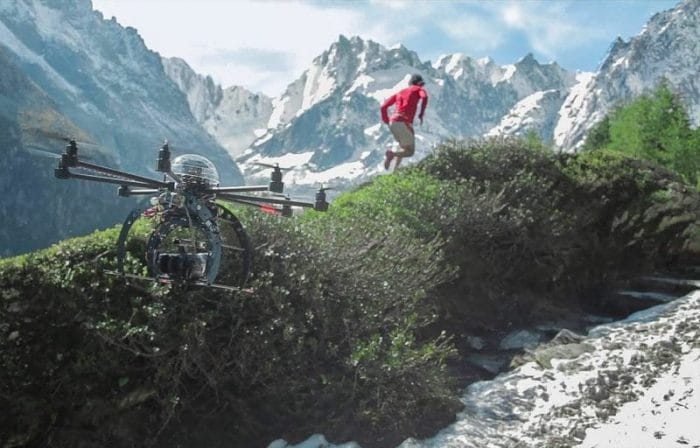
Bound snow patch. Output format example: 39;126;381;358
577;348;700;447
253;132;274;146
0;19;79;96
295;161;366;185
363;123;383;137
553;72;596;148
501;64;516;82
300;63;337;112
246;151;315;168
444;53;465;75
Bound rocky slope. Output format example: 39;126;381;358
0;0;244;255
0;46;131;256
162;57;272;157
235;36;577;189
271;282;700;448
555;0;700;150
400;288;700;448
165;1;699;185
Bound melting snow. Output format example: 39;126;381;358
0;19;79;96
577;348;700;447
553;72;596;148
363;123;382;138
269;289;700;448
294;161;366;185
246;151;315;168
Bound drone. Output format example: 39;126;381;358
54;139;329;289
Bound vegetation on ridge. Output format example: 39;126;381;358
1;133;699;448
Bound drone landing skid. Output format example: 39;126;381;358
103;270;252;293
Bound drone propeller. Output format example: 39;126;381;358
23;127;101;148
250;162;294;194
25;146;61;159
24;144;99;163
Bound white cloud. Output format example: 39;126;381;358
93;0;375;95
492;1;602;59
439;13;506;53
92;0;675;96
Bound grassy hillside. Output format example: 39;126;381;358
1;138;698;448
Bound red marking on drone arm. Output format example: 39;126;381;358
260;204;278;214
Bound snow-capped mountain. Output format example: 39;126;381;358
162;1;699;188
163;57;273;157
0;45;133;256
486;89;566;140
233;36;577;189
0;0;241;183
555;0;700;149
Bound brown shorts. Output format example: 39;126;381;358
389;121;415;155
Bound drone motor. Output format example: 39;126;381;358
157;141;171;173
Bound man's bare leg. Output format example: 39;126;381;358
393;143;414;170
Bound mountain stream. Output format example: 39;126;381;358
269;268;700;448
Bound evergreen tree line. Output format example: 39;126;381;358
583;80;700;189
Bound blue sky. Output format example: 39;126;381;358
92;0;679;97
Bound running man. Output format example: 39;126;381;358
380;74;428;170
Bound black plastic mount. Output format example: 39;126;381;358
314;189;329;212
157;141;171;173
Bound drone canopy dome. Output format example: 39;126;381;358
172;154;219;187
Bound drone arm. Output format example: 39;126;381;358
74;160;169;188
219;196;272;210
206;185;270;194
64;171;159;189
118;187;161;197
165;170;182;184
218;193;315;209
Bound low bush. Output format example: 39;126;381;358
0;194;459;447
2;136;698;448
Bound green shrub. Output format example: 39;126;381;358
0;196;460;447
412;138;699;324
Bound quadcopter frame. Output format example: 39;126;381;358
54;139;329;288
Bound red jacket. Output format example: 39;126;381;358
380;84;428;126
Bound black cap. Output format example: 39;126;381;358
409;74;425;86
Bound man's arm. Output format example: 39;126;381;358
380;95;396;124
418;89;428;124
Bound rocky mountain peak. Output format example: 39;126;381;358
556;0;700;149
1;0;245;254
515;52;538;67
162;57;272;158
